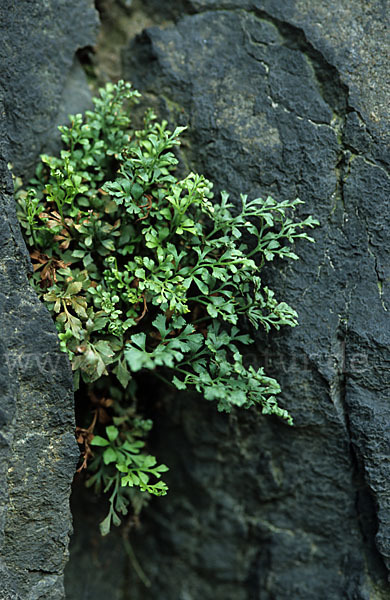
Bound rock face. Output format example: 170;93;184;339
110;2;388;599
1;0;98;176
0;1;98;598
1;0;387;598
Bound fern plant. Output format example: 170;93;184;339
15;80;318;535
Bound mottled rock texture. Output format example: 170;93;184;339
67;1;390;599
1;0;98;176
0;1;98;598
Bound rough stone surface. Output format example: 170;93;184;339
0;1;99;598
0;149;78;600
1;0;99;176
68;2;390;598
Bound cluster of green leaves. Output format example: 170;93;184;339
15;80;318;534
87;405;168;535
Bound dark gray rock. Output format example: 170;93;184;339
43;56;95;159
0;0;99;176
0;1;99;598
0;150;78;600
104;3;387;599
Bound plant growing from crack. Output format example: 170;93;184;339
15;80;318;535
